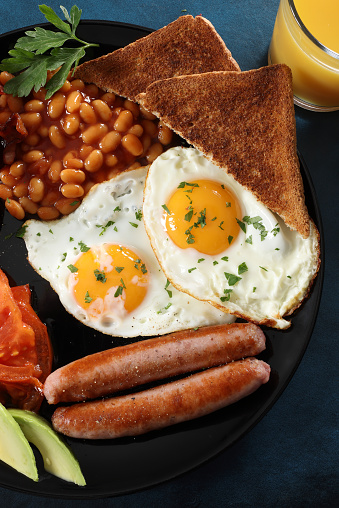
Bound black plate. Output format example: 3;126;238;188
0;21;324;499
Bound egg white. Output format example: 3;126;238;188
143;147;320;329
23;166;235;337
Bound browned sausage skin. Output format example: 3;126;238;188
44;323;266;404
51;358;270;439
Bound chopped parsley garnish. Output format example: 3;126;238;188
226;202;231;207
129;222;138;228
245;235;253;245
177;182;199;189
198;258;205;263
188;267;197;273
67;264;78;273
70;200;79;206
15;225;27;238
165;279;172;298
271;223;280;236
96;220;115;236
259;266;268;272
236;218;246;233
61;252;67;262
162;204;171;215
224;272;242;286
218;221;224;230
115;266;124;273
220;289;233;302
228;235;233;245
78;240;89;252
253;286;257;292
243;215;268;241
185;226;195;244
69;236;74;241
135;209;142;221
157;302;172;314
84;291;92;303
195;208;206;228
213;261;219;265
94;269;107;283
238;262;248;275
49;229;53;234
184;208;194;222
114;278;126;297
221;256;229;262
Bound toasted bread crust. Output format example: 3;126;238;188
74;15;240;102
138;64;310;238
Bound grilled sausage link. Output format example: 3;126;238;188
52;358;270;439
44;323;266;404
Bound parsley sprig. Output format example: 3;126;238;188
0;4;99;98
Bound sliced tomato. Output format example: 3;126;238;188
0;269;53;411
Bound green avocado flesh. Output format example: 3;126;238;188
0;403;38;481
8;408;86;486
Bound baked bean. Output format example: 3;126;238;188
146;142;163;163
61;183;84;198
0;169;17;187
0;185;13;200
49;125;66;148
141;133;151;155
0;94;7;108
82;181;96;195
121;133;143;157
105;154;118;167
29;177;45;202
66;90;82;113
13;182;29;198
128;124;143;137
79;144;94;160
70;79;85;92
37;125;49;137
3;144;16;165
92;99;112;122
82;124;108;144
37;206;60;220
0;111;12;124
55;197;81;215
140;105;156;120
20;112;42;133
9;161;26;178
86;84;99;97
24;99;44;113
7;95;24;113
62;114;80;135
22;150;44;163
48;93;66;119
128;162;141;170
30;158;50;176
61;169;86;184
0;71;14;85
60;80;71;93
32;88;46;101
19;197;39;215
84;149;104;172
123;99;140;118
41;189;62;207
79;102;97;124
48;160;62;182
114;110;134;132
100;92;115;106
5;198;25;220
141;119;158;138
25;133;41;146
63;157;83;169
99;131;121;153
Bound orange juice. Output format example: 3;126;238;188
269;0;339;111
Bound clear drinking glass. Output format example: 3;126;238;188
268;0;339;111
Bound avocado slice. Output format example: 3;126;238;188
8;409;86;486
0;403;38;481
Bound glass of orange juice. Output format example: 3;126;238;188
268;0;339;111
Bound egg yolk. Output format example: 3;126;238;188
70;244;149;318
163;179;242;255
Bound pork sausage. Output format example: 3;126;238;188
44;323;266;404
51;357;270;439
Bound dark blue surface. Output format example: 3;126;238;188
0;0;338;506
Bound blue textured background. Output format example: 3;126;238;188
0;0;338;506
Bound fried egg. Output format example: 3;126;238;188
143;147;320;329
23;166;235;337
